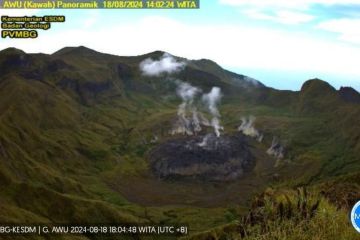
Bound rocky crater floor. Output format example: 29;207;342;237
149;133;255;181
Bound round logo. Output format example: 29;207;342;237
351;200;360;233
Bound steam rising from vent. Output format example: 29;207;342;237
267;137;285;159
238;116;263;142
140;53;186;76
176;82;200;104
202;87;223;137
199;112;211;126
244;76;261;87
138;53;224;137
171;82;202;135
171;83;224;137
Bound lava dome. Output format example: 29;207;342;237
149;133;255;181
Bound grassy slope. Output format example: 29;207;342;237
0;47;359;239
185;171;360;240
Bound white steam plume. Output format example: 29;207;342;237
267;137;285;159
199;112;211;126
140;53;186;76
171;82;203;135
244;76;261;87
238;116;263;142
202;87;223;137
192;108;202;132
176;81;199;104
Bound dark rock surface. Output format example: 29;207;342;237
149;133;255;181
339;87;360;104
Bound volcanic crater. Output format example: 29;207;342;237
149;133;255;181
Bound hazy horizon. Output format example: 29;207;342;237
1;0;360;91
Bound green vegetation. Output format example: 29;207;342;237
185;186;358;240
0;47;359;239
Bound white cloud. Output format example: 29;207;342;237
1;16;360;86
221;0;360;25
243;9;314;24
140;53;186;76
317;18;360;44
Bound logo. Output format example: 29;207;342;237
351;200;360;233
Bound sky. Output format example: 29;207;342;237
1;0;360;91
